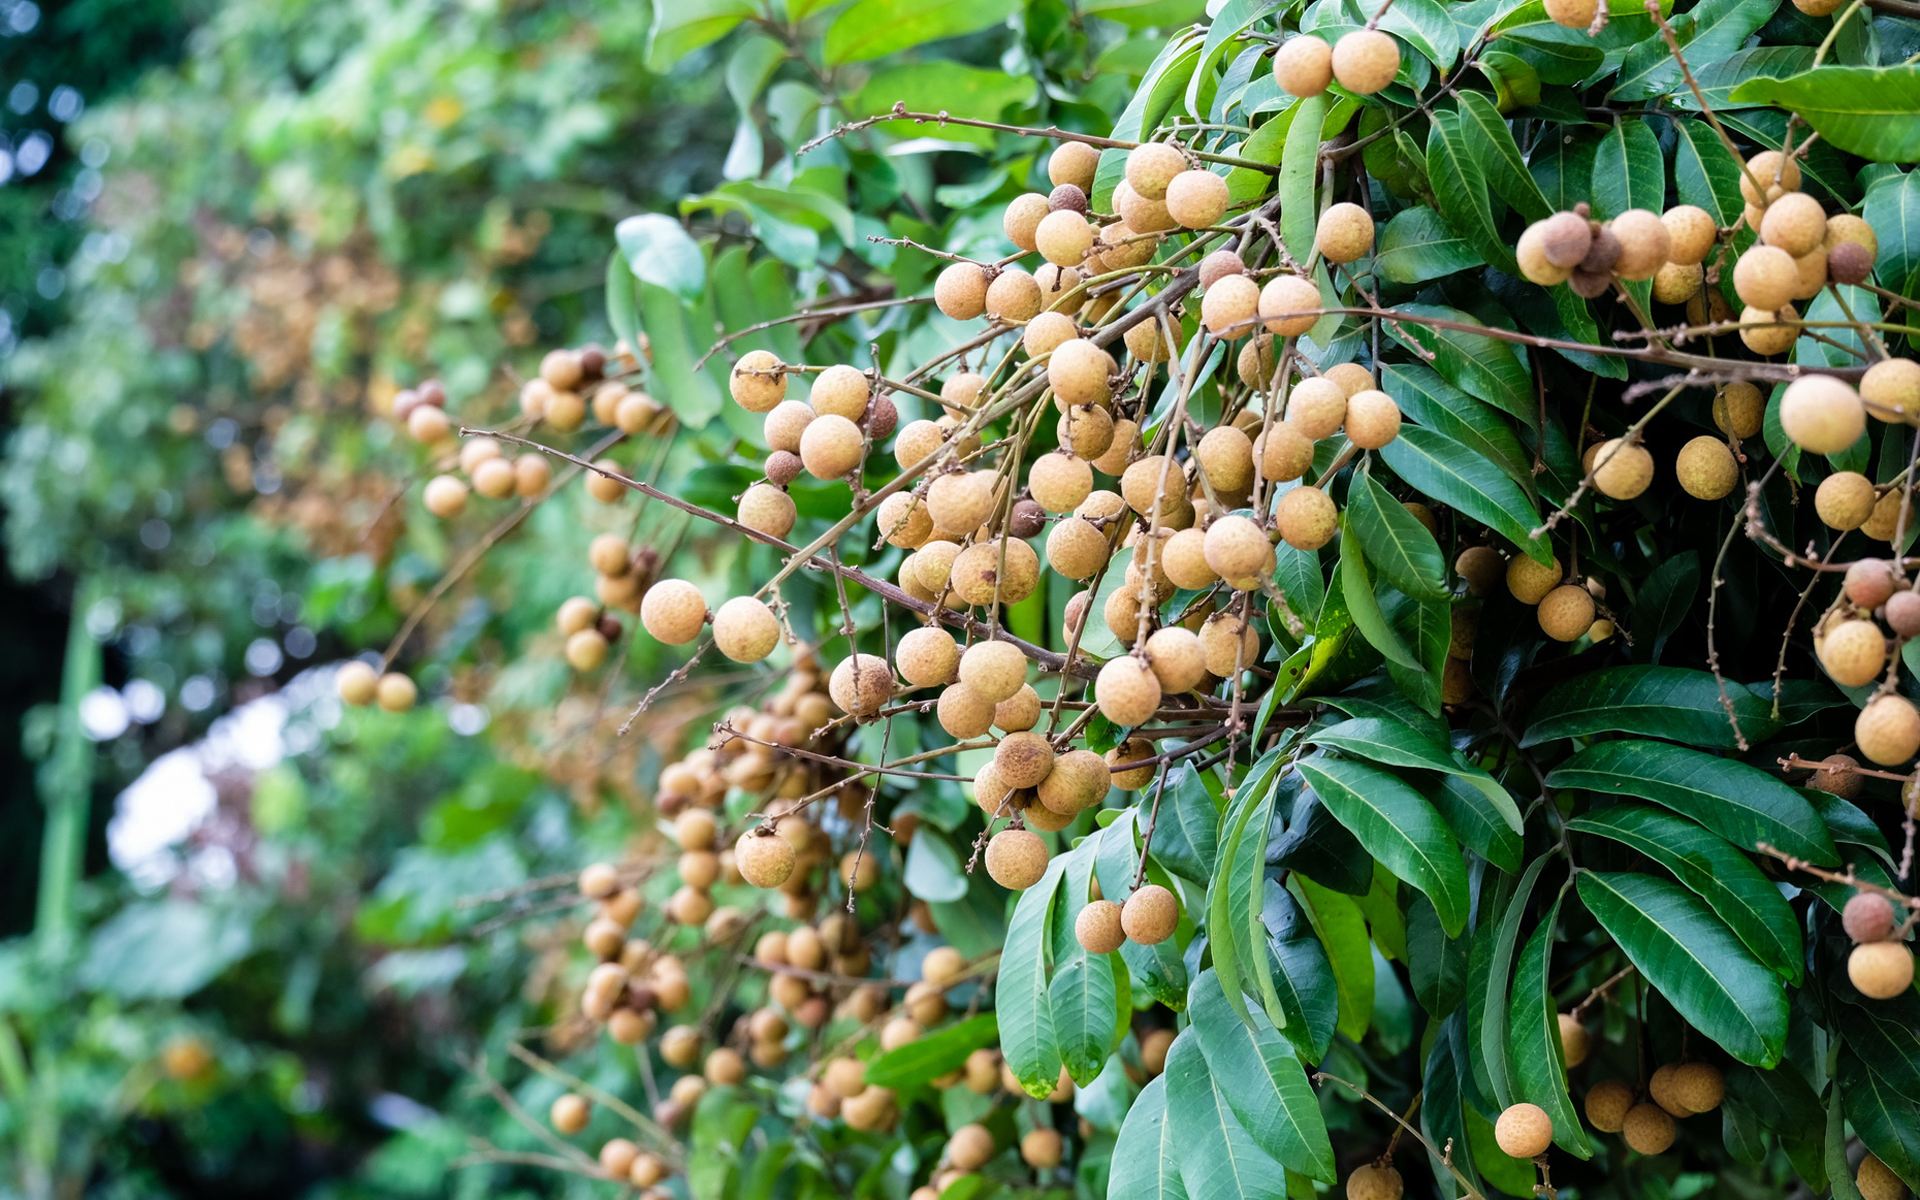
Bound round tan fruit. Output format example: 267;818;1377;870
1287;377;1348;440
337;661;378;706
1494;1102;1554;1158
1610;209;1672;279
1671;1063;1724;1114
1049;338;1115;407
1507;554;1562;605
1048;518;1111;581
1676;435;1738;499
375;672;417;712
1844;892;1898;943
641;579;707;644
1815;472;1876;530
1740;150;1802;206
995;731;1056;790
1585;1080;1634;1133
1259;273;1321;337
1345;389;1401;449
737;833;796;889
1819;618;1887;687
1760;191;1826;257
1273;36;1333;96
1591;438;1654;500
1734;245;1799;310
985;829;1050;890
1096;656;1163;727
1121;885;1178;944
799;413;865;479
1030;451;1094;514
1196;425;1255;492
1331;29;1400;94
1862;358;1920;424
959;640;1028;704
1255;424;1315;483
935;262;989;320
1849;939;1916;999
828;654;893;717
1739;304;1799;356
1558;1013;1590;1068
1049;142;1100;193
565;629;609;671
1076;900;1126;953
985;268;1043;322
1204;514;1276;588
1145;626;1209;693
1126;142;1186;202
1714;381;1764;438
896;626;960;688
730;350;787;413
1621;1103;1676;1155
1858;1155;1909;1200
1346;1163;1404;1200
1857;693;1920;765
1202;274;1261;336
551;1093;591;1134
1276;485;1338;550
1662;205;1717;265
1166;169;1229;229
1780;375;1867;455
712;597;779;663
1035;209;1095;267
1037;748;1109;815
1316;202;1374;264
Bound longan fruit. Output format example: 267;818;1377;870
730;350;787;413
1494;1102;1554;1158
1345;389;1402;449
1331;29;1400;94
1275;485;1338;550
1858;1155;1909;1200
948;1123;995;1171
806;365;866;422
1049;337;1115;407
995;684;1042;733
895;625;960;688
995;731;1056;790
1740;150;1802;207
1857;693;1920;765
1850;939;1916;999
1145;626;1208;693
1819;618;1886;686
1205;514;1276;588
337;660;378;706
985;828;1050;890
1191;425;1253;494
1545;0;1599;25
1671;1063;1724;1114
1198;249;1247;290
1848;558;1899;608
1712;381;1764;439
640;579;706;644
423;474;469;518
376;672;418;712
1125;142;1186;201
1517;218;1578;285
1585;1080;1634;1133
1538;584;1595;642
1660;204;1717;265
1255;424;1316;483
950;538;1040;606
1287;377;1348;440
1652;260;1704;305
1761;191;1826;258
1021;1128;1064;1169
1047;518;1110;581
1068;898;1127;955
1035;209;1095;267
1844;892;1898;943
408;404;453;444
1121;884;1178;944
1734;244;1798;311
1591;438;1654;500
1049;142;1100;193
1862;358;1920;424
1273;35;1333;96
738;482;797;540
544;388;587;430
1621;1103;1675;1154
1161;526;1218;590
1739;303;1799;356
1094;417;1142;475
1037;748;1110;815
1003;192;1051;253
551;1093;591;1134
798;413;865;480
1124;314;1180;364
958;639;1027;703
566;628;610;671
736;833;796;889
1507;554;1562;605
985;268;1043;322
828;653;893;717
936;262;990;320
1807;753;1863;802
712;597;780;663
555;599;597;639
1238;335;1279;389
1316;202;1375;264
1862;488;1915;542
1202;274;1261;336
1456;545;1503;596
1022;311;1078;361
1558;1013;1591;1068
1259;273;1321;337
1096;656;1163;726
1346;1164;1404;1200
1675;435;1737;499
1166;168;1229;229
1780;374;1866;455
1604;208;1670;280
1120;455;1184;520
923;471;992;534
1106;736;1155;790
1030;451;1094;513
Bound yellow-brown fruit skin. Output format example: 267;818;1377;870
1075;899;1126;953
1858;1155;1909;1200
1856;693;1920;766
641;579;708;645
1819;618;1887;687
1621;1103;1676;1155
1275;485;1338;550
1676;435;1738;500
1345;1163;1405;1200
1316;202;1375;264
1507;554;1563;605
1815;472;1876;530
1273;36;1333;96
1585;1080;1634;1133
1096;656;1164;727
1259;274;1321;337
1671;1063;1724;1114
1714;381;1765;438
985;829;1050;890
1849;939;1916;999
1121;885;1179;944
1166;169;1229;230
1494;1102;1554;1159
1862;357;1920;424
1558;1013;1590;1068
1331;29;1401;94
1538;584;1595;642
1592;438;1654;500
737;833;796;889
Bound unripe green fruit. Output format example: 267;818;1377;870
1166;169;1229;229
985;828;1049;890
641;579;707;644
1779;374;1866;455
1121;884;1178;944
798;413;865;479
1272;36;1333;96
1494;1102;1554;1158
1675;435;1737;499
730;350;787;413
1275;485;1337;550
712;597;779;663
1331;29;1400;94
1259;273;1321;337
1316;201;1375;264
1095;655;1163;726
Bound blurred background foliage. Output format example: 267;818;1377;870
0;0;1180;1193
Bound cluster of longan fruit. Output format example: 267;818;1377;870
1577;1038;1726;1158
1841;888;1916;1000
1818;559;1920;765
394;376;549;519
334;658;418;713
547;1088;675;1196
1453;543;1611;653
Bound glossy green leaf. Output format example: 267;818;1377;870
996;856;1065;1097
616;213;707;298
1455;92;1550;221
1523;665;1778;749
1051;952;1120;1084
1348;470;1447;600
1294;876;1375;1041
1729;66;1920;163
1296;755;1470;935
1261;881;1339;1062
1470;854;1548;1108
1338;526;1421;669
1545;739;1836;865
1109;1074;1189;1200
823;0;1024;64
1375;205;1484;284
1190;971;1337;1182
647;0;757;71
1380;425;1549;561
1165;1031;1289;1200
1427;109;1515;274
1506;896;1593;1157
864;1013;1001;1089
1576;871;1789;1066
1383;303;1533;422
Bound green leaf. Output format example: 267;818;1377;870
616;213;707;298
647;0;757;72
1426;110;1515;275
1210;755;1286;1029
78;899;254;1000
1384;303;1533;422
1095;31;1206;208
1523;665;1778;749
1050;953;1120;1084
1630;554;1700;664
823;0;1024;64
1281;92;1331;265
1308;715;1523;868
904;828;970;902
1381;589;1449;718
1379;363;1532;485
1338;527;1421;669
1261;881;1340;1062
849;62;1038;146
1455;91;1551;221
863;1013;1001;1089
1165;1031;1289;1200
1189;971;1338;1182
1544;739;1837;865
1864;170;1920;296
1295;755;1470;935
1379;425;1549;561
1375;205;1484;283
996;856;1065;1097
1506;897;1593;1158
637;281;725;428
1152;765;1222;882
1567;805;1802;982
1294;876;1375;1041
1348;470;1447;600
1470;854;1549;1108
1729;66;1920;163
1671;118;1746;231
1108;1074;1189;1200
1575;871;1789;1067
1375;0;1461;69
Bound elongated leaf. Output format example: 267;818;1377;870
1339;522;1420;668
1190;971;1337;1182
1210;760;1285;1028
1281;92;1330;264
1430;773;1524;872
1375;0;1460;68
1864;170;1920;297
647;0;756;71
997;857;1065;1096
1375;205;1484;283
1455;92;1550;220
1379;363;1532;486
1471;855;1548;1108
823;0;1023;64
1729;66;1920;163
1349;470;1447;600
617;214;707;299
1152;765;1221;882
1545;739;1836;865
1839;1047;1920;1191
1576;871;1789;1066
864;1013;1000;1089
1387;302;1533;420
1051;953;1120;1084
1308;716;1522;869
1261;881;1339;1062
1630;555;1700;664
1568;805;1801;982
1506;897;1593;1157
1296;755;1470;935
1110;1074;1189;1200
1380;425;1549;560
1294;876;1375;1041
1427;110;1515;274
1523;665;1778;749
1165;1032;1289;1200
